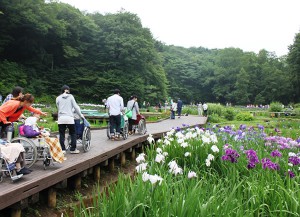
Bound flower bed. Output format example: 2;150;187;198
75;124;300;216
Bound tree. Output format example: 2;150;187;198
287;32;300;102
233;68;250;105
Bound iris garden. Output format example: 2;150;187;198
74;122;300;216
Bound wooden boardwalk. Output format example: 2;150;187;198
0;115;207;211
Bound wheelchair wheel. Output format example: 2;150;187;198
43;158;51;170
106;122;111;139
82;127;91;152
11;137;37;168
0;159;2;182
122;121;129;140
138;119;147;134
66;135;71;150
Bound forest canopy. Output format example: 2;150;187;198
0;0;299;105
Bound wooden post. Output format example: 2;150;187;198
74;175;81;190
94;165;101;181
10;209;21;217
48;188;56;208
131;148;136;161
108;158;115;172
120;152;126;166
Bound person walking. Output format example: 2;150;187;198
56;85;84;154
197;102;203;116
203;102;208;117
127;95;140;135
177;98;183;118
106;89;124;141
170;100;177;119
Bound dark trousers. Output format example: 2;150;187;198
171;111;175;119
109;115;121;135
0;122;14;139
59;124;76;151
128;118;136;131
177;107;182;116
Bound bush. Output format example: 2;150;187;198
269;102;283;112
207;113;224;123
224;108;236;121
236;112;254;121
208;103;224;116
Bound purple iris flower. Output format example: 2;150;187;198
239;124;247;130
221;148;240;163
270;150;282;158
288;156;300;166
245;149;260;169
261;158;280;170
257;124;264;131
287;170;295;178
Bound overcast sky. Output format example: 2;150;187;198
59;0;300;57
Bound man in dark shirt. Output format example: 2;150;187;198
177;98;183;118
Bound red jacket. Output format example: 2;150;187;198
0;100;42;124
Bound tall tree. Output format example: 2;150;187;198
287;32;300;102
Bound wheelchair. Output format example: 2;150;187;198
106;113;129;140
0;146;23;182
11;125;54;169
67;118;91;152
132;114;147;135
0;123;37;169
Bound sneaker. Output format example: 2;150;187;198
70;149;80;154
16;167;31;175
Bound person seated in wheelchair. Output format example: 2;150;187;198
22;111;42;138
126;95;140;135
1;139;31;175
73;109;84;140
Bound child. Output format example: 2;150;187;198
23;112;41;138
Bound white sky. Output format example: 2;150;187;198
59;0;300;57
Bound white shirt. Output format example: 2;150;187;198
58;116;75;124
25;117;39;131
203;104;208;110
107;94;124;116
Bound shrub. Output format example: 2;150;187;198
207;113;223;123
236;112;254;121
208;103;224;116
269;102;283;112
224;108;236;121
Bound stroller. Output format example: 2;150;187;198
106;113;129;140
67;118;91;152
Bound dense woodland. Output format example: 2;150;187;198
0;0;299;105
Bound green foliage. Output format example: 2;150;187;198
224;107;236;121
207;103;223;116
0;60;27;95
269;102;283;112
207;113;223;123
287;32;300;102
0;1;297;106
235;112;254;121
